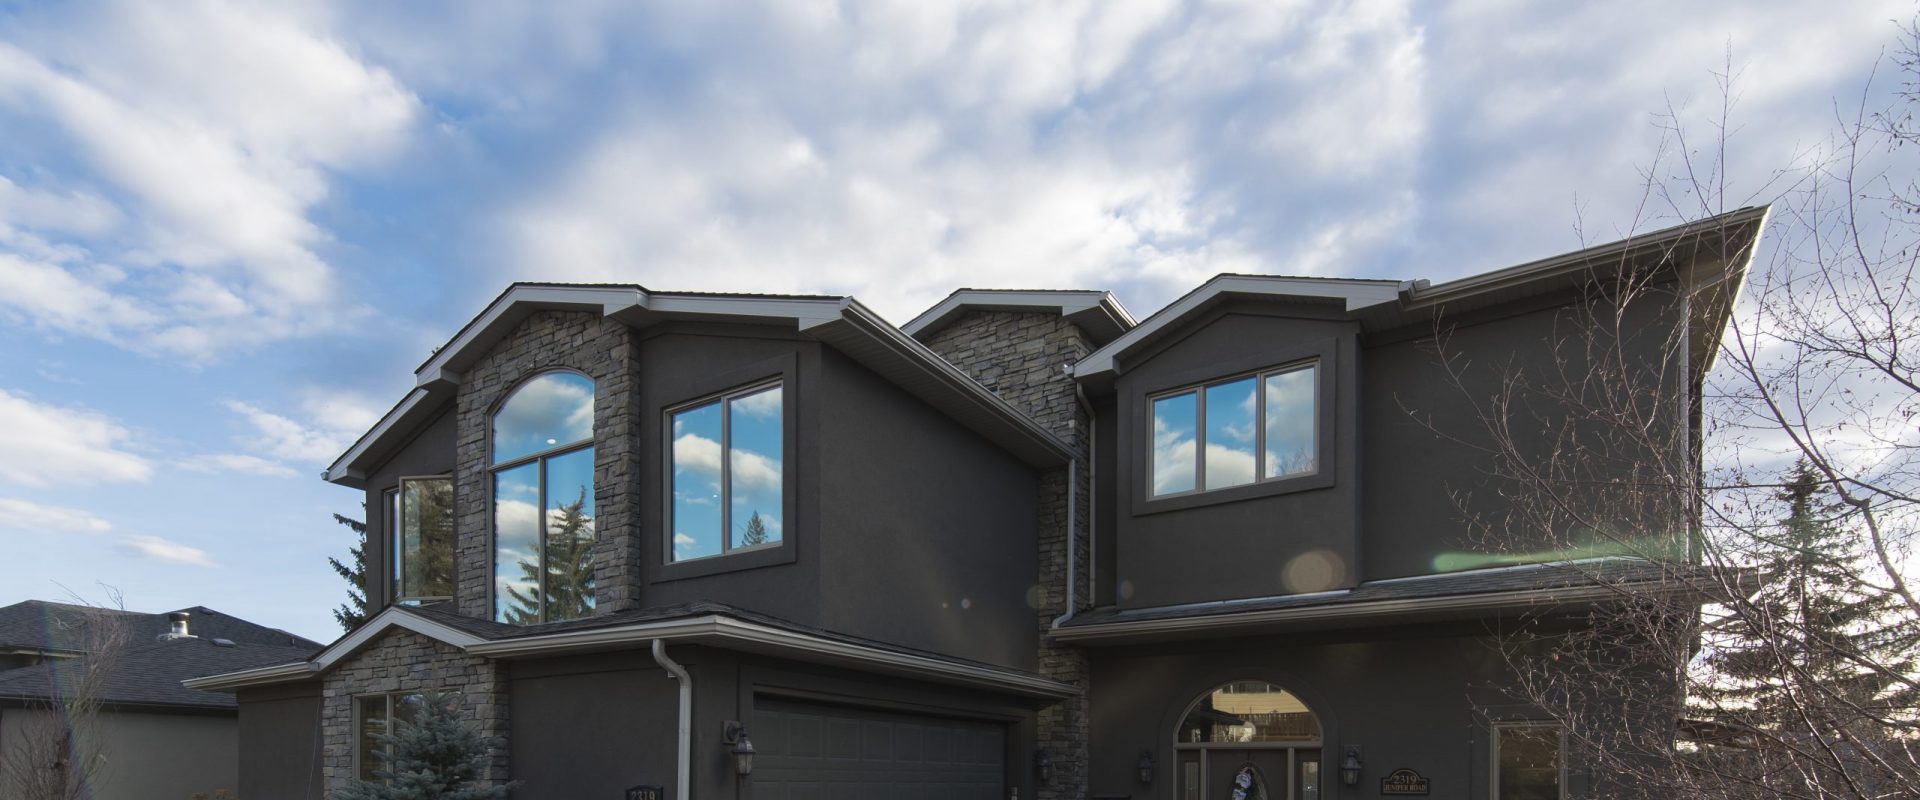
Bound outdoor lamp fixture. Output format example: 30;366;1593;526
1034;749;1054;784
1340;746;1364;787
1136;750;1156;784
723;721;757;777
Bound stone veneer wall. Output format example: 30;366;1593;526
453;310;642;619
319;629;509;792
922;310;1093;800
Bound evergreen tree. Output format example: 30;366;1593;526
502;489;595;624
335;690;518;800
1699;461;1920;737
330;508;370;631
740;511;769;547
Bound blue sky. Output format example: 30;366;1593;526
0;0;1903;643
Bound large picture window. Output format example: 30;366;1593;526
669;381;783;562
1151;361;1318;497
490;371;596;625
392;476;453;604
1494;722;1565;800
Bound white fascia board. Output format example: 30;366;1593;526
179;607;487;692
1074;276;1403;378
901;290;1137;341
416;285;646;387
1049;583;1697;643
324;387;431;485
469;614;1079;699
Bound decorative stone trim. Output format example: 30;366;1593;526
453;310;642;620
319;629;509;792
924;310;1093;800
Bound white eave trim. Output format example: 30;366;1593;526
1074;275;1403;378
1049;582;1694;643
469;614;1078;699
184;607;1077;700
181;607;486;691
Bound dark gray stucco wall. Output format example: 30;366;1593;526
1360;288;1691;580
364;408;456;610
1109;305;1363;609
237;681;323;799
1085;625;1560;800
816;346;1040;671
509;644;1041;800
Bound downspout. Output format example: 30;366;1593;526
652;639;692;800
1051;376;1097;629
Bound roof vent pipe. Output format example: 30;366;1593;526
157;611;195;641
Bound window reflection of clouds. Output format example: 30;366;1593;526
670;382;783;560
1204;377;1256;489
492;372;594;464
1264;366;1316;478
492;464;539;621
1152;392;1197;496
671;403;723;561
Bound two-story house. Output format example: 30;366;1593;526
186;206;1767;800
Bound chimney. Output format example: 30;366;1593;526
156;611;196;641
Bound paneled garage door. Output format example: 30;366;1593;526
749;697;1006;800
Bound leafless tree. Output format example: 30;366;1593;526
1419;26;1920;800
0;591;133;800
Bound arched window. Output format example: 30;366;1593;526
490;371;596;624
1176;681;1324;800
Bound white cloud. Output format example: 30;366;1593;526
0;389;151;487
0;0;420;362
177;453;300;478
223;388;386;467
0;497;112;533
117;534;215;567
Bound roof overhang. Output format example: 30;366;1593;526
324;285;1074;487
902;289;1137;346
184;606;1077;701
1073;276;1404;380
1051;579;1704;645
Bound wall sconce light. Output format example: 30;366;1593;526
1034;749;1054;784
723;721;757;777
1136;750;1156;784
1340;745;1363;787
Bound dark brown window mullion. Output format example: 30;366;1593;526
1254;370;1269;481
1194;385;1208;492
535;457;548;623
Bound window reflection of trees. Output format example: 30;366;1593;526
490;371;596;624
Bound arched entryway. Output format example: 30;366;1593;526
1175;681;1324;800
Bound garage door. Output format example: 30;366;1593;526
749;697;1006;800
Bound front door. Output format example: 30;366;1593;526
1181;748;1322;800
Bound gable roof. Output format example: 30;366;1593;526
0;600;318;657
185;601;1078;701
901;289;1137;346
1074;206;1772;380
325;284;1077;487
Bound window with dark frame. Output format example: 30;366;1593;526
489;371;596;625
392;475;453;605
1150;360;1319;498
1494;722;1565;800
668;380;783;563
355;691;424;782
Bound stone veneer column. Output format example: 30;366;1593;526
923;311;1092;800
320;629;510;792
453;310;642;619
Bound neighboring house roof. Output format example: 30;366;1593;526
0;636;320;712
1074;206;1772;380
901;289;1137;346
0;600;318;657
185;601;1079;701
324;285;1078;487
1052;559;1731;643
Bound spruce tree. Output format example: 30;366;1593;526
335;690;517;800
330;508;370;631
740;510;769;547
1699;460;1919;737
502;489;595;624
